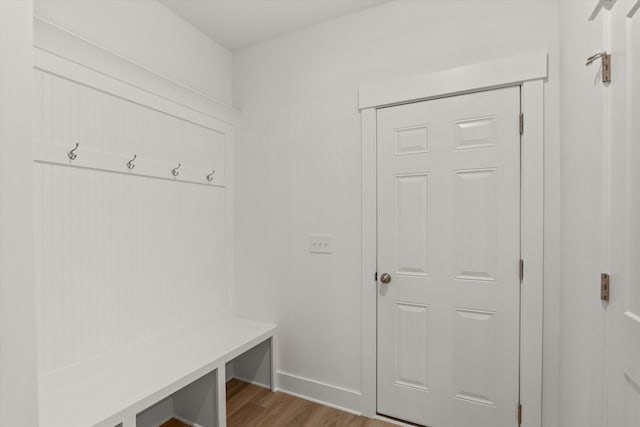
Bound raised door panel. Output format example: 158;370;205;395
453;308;498;407
395;302;431;391
394;125;430;156
454;169;498;282
453;116;496;151
394;174;430;277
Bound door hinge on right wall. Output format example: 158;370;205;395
601;273;610;302
518;402;523;425
519;113;524;135
586;52;611;83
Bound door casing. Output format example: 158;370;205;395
604;3;640;427
359;51;547;427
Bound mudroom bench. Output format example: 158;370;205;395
38;316;277;427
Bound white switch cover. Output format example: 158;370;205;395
309;234;332;254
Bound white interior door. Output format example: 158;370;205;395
606;2;640;425
376;87;521;427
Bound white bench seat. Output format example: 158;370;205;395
38;315;276;427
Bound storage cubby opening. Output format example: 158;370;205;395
136;370;218;427
226;338;272;389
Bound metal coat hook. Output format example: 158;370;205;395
588;0;616;21
206;170;216;182
629;0;640;18
171;163;181;177
586;52;611;83
586;52;606;65
67;143;79;160
126;154;137;170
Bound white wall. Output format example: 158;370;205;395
34;0;232;105
558;2;607;427
233;0;562;417
0;0;39;425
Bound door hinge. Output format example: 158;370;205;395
601;273;610;302
519;113;524;135
375;272;378;282
586;52;611;83
519;259;524;283
602;53;611;82
518;402;523;425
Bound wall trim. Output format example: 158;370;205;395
360;52;547;426
34;46;235;133
276;371;362;415
33;16;239;126
520;79;545;427
358;50;547;110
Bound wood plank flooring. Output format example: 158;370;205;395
160;379;396;427
226;379;395;427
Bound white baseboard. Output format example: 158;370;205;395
275;371;362;415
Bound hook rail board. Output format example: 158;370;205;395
33;142;226;188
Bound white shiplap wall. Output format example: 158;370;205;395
33;20;236;376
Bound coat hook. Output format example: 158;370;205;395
126;154;137;170
206;170;216;182
171;163;181;177
67;143;79;160
628;0;640;18
586;52;605;65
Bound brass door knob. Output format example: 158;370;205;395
380;273;391;284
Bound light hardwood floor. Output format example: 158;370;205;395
160;379;396;427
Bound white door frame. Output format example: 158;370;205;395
359;51;547;427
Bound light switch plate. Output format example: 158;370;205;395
309;234;332;254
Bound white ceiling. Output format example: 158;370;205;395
160;0;389;51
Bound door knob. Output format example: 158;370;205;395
380;273;391;284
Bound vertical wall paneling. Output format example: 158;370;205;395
33;50;236;375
